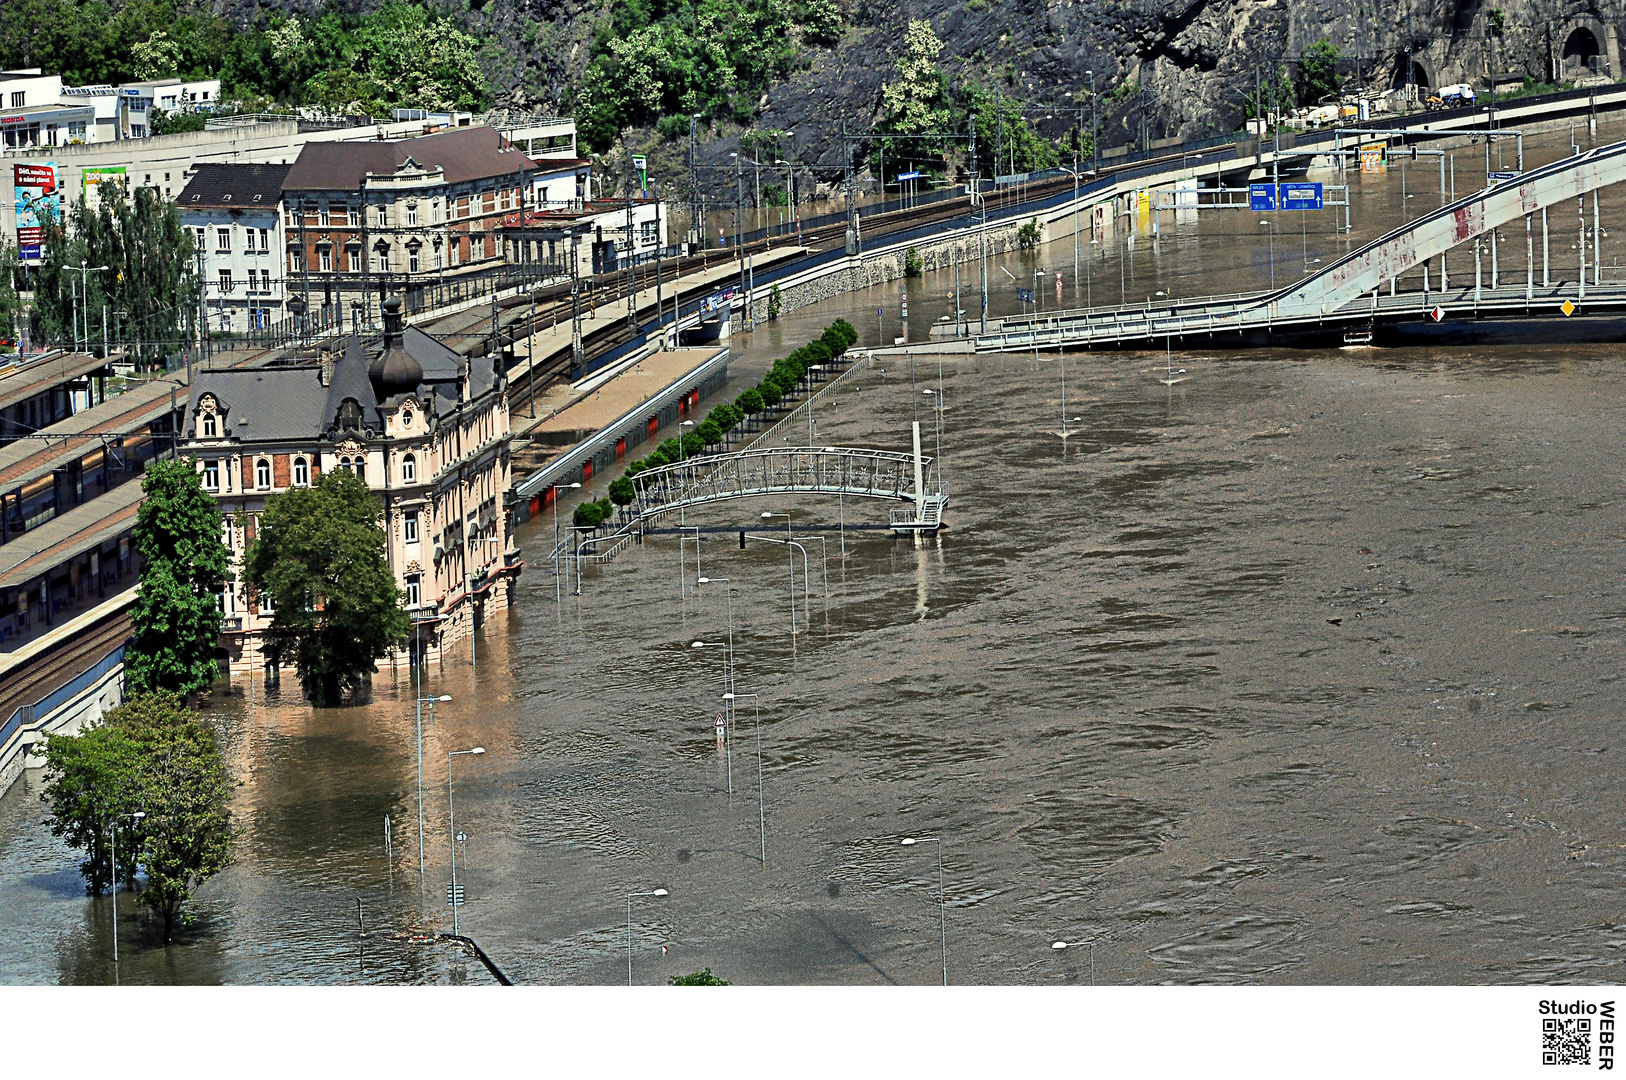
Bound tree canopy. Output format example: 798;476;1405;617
40;690;234;941
1296;39;1342;107
126;459;229;699
244;470;410;707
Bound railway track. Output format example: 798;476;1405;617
0;599;131;722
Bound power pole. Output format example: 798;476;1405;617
972;113;987;334
626;146;637;337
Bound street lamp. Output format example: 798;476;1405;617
695;576;735;694
1051;939;1097;985
414;694;452;890
549;482;582;603
723;691;766;867
626;888;670;985
1085;71;1099;178
692;640;733;792
899;836;948;986
1258;219;1277;287
447;746;485;935
108;810;145;970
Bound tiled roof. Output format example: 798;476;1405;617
177;163;292;211
283;126;537;192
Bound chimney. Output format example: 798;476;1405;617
382;296;403;350
319;348;334;386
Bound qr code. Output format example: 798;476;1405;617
1544;1018;1592;1065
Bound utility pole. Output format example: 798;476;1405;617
570;231;583;376
626;146;637;337
972;113;987;334
689;115;699;250
735;151;745;329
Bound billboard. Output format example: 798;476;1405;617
82;165;128;208
14;162;60;263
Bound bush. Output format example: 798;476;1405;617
669;968;731;985
767;284;782;319
904;246;924;277
1018;218;1043;248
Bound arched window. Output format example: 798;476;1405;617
352;457;366;483
255;458;271;489
401;454;416;483
293;457;309;486
202;413;216;438
339;399;363;430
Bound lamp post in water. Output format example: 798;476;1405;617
1052;939;1097;984
899;836;947;986
626;888;669;985
723;691;766;868
447;746;485;934
108;810;144;971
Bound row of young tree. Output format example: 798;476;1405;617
41;459;411;942
584;319;858;526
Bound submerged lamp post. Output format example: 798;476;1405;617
626;888;670;985
899;836;948;986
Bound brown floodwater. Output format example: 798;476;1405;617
3;121;1625;985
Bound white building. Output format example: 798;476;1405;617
0;70;223;148
177;163;291;335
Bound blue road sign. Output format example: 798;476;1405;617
1279;182;1324;210
896;170;922;181
1488;171;1522;184
1249;183;1276;211
1017;288;1034;303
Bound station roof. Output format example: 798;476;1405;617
0;377;182;493
0;353;116;415
0;478;142;592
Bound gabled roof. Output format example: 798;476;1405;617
178;163;292;211
283;126;538;192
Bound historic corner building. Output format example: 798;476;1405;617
181;297;519;674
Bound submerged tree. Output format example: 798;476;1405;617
244;470;410;707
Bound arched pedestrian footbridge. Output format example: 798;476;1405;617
631;444;949;532
977;135;1626;351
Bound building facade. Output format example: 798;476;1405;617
177;163;291;336
182;298;518;675
280;126;579;332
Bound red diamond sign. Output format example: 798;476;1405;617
1430;306;1445;322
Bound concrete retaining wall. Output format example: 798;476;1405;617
0;657;124;797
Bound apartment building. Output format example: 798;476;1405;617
177;163;291;335
182;297;517;673
0;69;222;147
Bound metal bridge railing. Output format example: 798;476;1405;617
630;445;938;518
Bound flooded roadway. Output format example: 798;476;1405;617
3;121;1626;985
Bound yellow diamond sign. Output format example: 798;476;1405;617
1561;299;1577;316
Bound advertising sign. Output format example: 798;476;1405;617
14;162;60;263
1249;183;1275;211
1278;182;1324;211
82;165;128;208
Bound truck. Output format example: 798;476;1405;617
1436;84;1477;107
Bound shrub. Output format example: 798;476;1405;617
767;285;782;319
1018;218;1043;248
904;246;924;277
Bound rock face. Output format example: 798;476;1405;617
227;0;1626;191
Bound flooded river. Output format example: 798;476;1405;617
3;122;1626;985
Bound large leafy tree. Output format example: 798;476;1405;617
33;181;197;368
41;691;234;941
245;470;410;707
126;459;229;699
1296;39;1342;107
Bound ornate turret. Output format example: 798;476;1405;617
368;297;422;397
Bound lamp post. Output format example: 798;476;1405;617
695;577;735;692
691;640;733;792
1258;219;1276;287
414;694;451;893
447;746;485;935
760;511;799;631
1086;70;1099;179
746;531;811;630
723;691;766;867
899;836;948;986
550;482;581;603
1051;939;1097;985
678;525;702;605
626;888;670;985
108;810;145;969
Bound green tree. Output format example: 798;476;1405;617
126;460;229;699
904;247;924;277
244;470;410;707
669;968;731;985
880;20;949;135
736;387;764;422
1296;39;1342;107
1018;218;1043;248
0;238;21;348
767;284;782;319
758;378;783;409
608;475;636;506
41;690;234;940
697;417;723;445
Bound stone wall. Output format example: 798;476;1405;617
774;222;1027;316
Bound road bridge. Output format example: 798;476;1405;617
975;136;1626;352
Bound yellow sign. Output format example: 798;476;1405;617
1136;189;1151;217
1359;144;1387;172
1561;299;1577;316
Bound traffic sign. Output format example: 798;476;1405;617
1488;171;1521;184
1561;299;1577;316
1278;182;1323;210
1249;183;1276;211
447;883;465;906
1430;306;1445;322
896;170;922;181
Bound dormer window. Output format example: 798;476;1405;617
202;413;216;438
339;399;363;430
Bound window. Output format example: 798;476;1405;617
473;235;485;260
640;220;659;247
319;247;332;272
293;457;309;486
130;124;145;137
406;203;418;226
258;228;269;252
259;269;271;293
222;516;233;549
404;510;419;544
202;413;216;438
406;574;421;608
347;205;359;227
260;587;274;614
401;454;416;483
339;399;363;430
255;458;271;489
203;460;219;489
9;91;22;108
347;247;360;273
218;268;232;293
352;458;366;483
289;248;302;272
216;227;230;252
319;205;330;227
408;249;420;273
